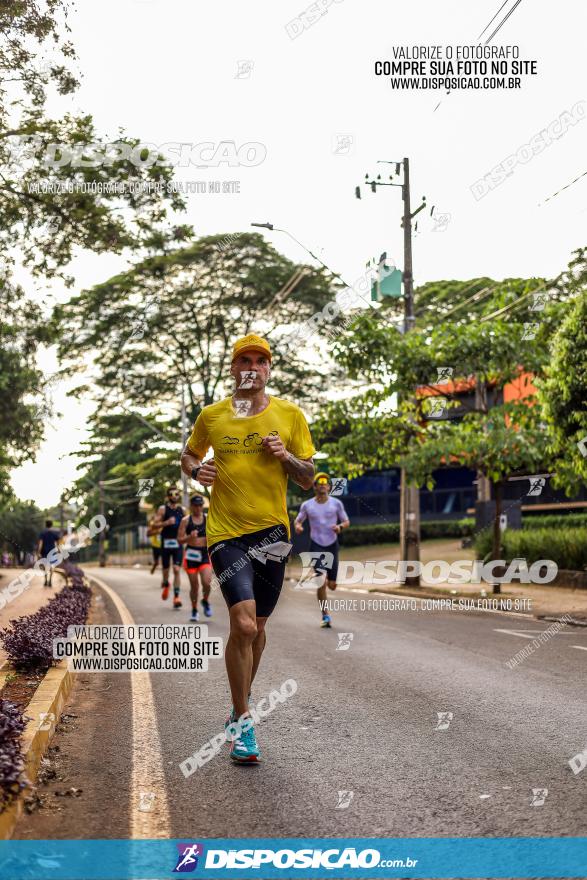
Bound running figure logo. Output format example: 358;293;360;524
37;711;55;732
335;790;354;810
527;476;546;496
522;322;539;340
332;134;354;155
336;632;354;651
427;397;446;419
435;712;453;730
530;292;549;311
138;791;155;812
234;399;252;417
296;551;334;590
137;478;154;497
174;843;204;872
330;478;347;497
238;370;256;389
235;59;254;79
431;211;451;233
436;366;453;384
530;788;548;806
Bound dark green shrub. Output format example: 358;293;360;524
474;526;587;570
337;518;474;547
522;513;587;531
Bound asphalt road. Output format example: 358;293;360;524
14;566;587;840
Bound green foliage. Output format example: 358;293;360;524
538;285;587;494
402;402;551;488
0;0;193;490
0;498;44;554
0;281;55;489
54;233;338;416
66;411;181;528
474;526;587;571
1;0;188;282
522;513;587;530
0;115;189;284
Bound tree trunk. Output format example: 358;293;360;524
491;480;503;594
474;380;491;503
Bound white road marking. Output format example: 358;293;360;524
494;628;578;639
571;645;587;651
500;629;576;634
494;629;541;640
89;573;171;839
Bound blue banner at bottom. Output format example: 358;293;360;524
0;838;586;879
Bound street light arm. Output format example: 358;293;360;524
251;222;350;288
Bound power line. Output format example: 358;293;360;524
485;0;524;43
479;277;555;323
539;169;587;206
438;283;501;319
477;0;512;39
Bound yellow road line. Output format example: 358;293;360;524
89;573;171;839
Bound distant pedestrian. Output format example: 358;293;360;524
37;519;61;587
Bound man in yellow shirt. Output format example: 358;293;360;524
181;333;315;763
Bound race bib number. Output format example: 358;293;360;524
164;539;179;549
186;548;202;563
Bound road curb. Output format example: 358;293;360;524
0;660;75;839
536;614;587;628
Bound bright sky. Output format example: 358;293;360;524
10;0;587;508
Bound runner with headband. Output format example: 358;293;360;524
294;472;350;627
153;486;184;609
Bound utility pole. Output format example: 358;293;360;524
181;382;189;509
399;158;421;585
357;157;424;586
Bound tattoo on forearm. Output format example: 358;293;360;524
283;454;314;487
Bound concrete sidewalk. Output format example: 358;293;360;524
0;568;66;665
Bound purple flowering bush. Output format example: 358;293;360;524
0;562;91;670
0;699;27;810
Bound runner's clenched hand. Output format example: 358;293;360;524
198;459;217;486
262;433;288;461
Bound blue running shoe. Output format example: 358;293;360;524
225;693;253;738
230;718;260;763
201;599;212;618
190;608;199;622
321;614;332;628
225;709;238;738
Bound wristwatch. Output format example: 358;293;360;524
191;466;201;481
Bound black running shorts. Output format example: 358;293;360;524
309;539;339;581
161;544;183;568
209;524;291;618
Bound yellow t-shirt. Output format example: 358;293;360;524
187;396;316;545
